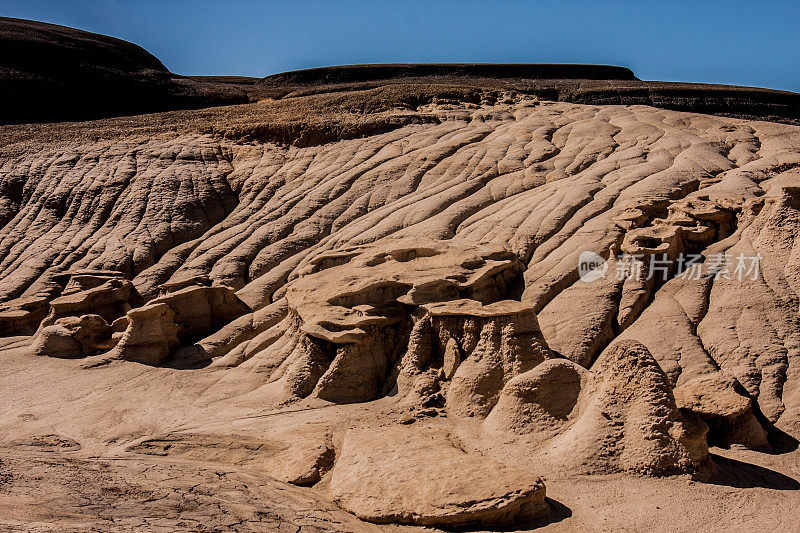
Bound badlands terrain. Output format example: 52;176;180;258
1;17;800;533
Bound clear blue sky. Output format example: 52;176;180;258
2;0;799;92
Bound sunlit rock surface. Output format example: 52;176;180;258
2;77;800;531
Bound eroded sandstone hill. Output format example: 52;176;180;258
1;35;800;527
0;17;249;124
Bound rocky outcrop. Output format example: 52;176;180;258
262;63;638;85
215;238;554;407
104;303;180;365
484;358;592;438
267;434;336;486
31;323;83;358
486;342;708;475
97;282;249;365
3;15;798;128
0;296;48;335
40;278;134;328
127;430;335;487
148;282;250;343
547;341;708;475
401;299;552;417
32;314;115;358
674;372;770;450
27;274;137;357
258;65;800;124
23;273;249;365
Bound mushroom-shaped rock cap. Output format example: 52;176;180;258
286;238;522;344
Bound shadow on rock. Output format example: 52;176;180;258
767;425;800;454
704;453;800;490
509;498;573;531
434;497;572;532
164;344;213;369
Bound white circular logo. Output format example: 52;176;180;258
578;251;607;282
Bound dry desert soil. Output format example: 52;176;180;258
1;17;800;533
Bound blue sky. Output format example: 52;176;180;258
2;0;799;92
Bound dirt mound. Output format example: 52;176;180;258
484;342;708;476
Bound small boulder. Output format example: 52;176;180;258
674;372;770;450
268;436;335;486
55;314;113;353
31;325;83;358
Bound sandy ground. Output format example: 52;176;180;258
0;336;797;532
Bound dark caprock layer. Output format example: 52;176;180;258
257;66;800;125
260;63;640;84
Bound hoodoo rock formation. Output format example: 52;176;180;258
1;18;800;533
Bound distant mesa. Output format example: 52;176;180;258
260;63;639;85
258;63;800;125
0;17;799;125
